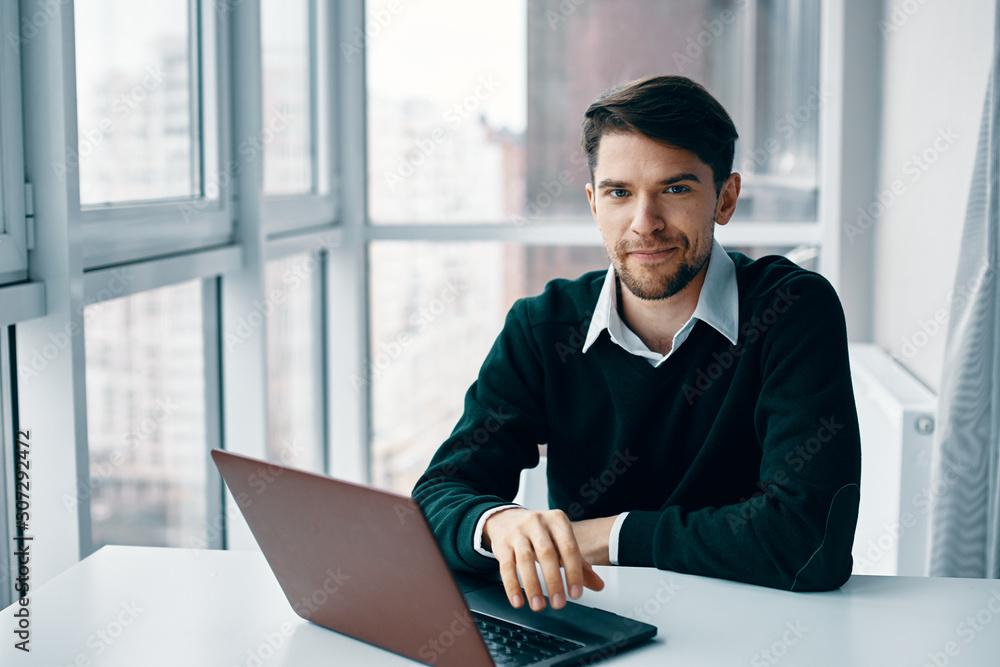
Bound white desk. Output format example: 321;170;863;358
2;546;999;666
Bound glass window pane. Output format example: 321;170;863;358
369;242;609;494
368;0;820;225
84;281;208;549
367;0;527;224
74;0;195;205
265;253;324;473
261;0;314;195
742;0;822;220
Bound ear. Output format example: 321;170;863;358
713;172;741;226
586;182;598;221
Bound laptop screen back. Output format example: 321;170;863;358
212;449;494;667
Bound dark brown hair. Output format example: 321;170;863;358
581;75;738;193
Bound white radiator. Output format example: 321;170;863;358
850;342;938;576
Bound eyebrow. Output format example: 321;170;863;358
596;173;702;189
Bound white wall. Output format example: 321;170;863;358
873;0;995;392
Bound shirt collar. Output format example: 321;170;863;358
582;238;739;356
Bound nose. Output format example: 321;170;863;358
629;194;666;236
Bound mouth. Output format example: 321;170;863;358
628;247;677;261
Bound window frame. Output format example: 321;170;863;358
260;0;339;234
0;325;15;609
0;0;28;286
78;0;234;270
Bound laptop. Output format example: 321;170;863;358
211;449;657;666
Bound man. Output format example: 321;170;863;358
412;75;861;613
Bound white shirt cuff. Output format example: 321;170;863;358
473;505;522;559
608;512;629;565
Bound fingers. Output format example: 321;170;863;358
490;510;588;611
546;518;585;604
487;509;607;611
531;530;567;610
512;533;546;611
497;552;524;609
582;561;605;592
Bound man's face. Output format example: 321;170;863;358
585;131;739;301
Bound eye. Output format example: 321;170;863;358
665;184;690;194
608;188;629;198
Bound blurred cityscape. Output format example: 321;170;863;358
76;0;822;548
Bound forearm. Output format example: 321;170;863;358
618;480;860;591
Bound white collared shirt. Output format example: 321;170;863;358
581;238;740;366
474;239;741;565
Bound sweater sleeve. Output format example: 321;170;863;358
617;273;862;591
411;299;550;572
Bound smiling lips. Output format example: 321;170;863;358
629;247;677;261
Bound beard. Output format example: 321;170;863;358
610;234;712;300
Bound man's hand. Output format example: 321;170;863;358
483;508;608;611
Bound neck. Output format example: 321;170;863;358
617;266;708;355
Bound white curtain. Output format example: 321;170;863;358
929;15;1000;579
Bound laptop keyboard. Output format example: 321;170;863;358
472;612;583;666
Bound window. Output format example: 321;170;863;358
0;1;28;285
75;0;229;269
369;242;609;493
265;252;325;473
259;0;335;233
367;0;821;225
367;0;526;224
261;0;315;195
83;281;210;549
74;0;198;205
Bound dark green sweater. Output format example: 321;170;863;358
412;252;861;592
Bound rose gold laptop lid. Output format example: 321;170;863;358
211;449;494;667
